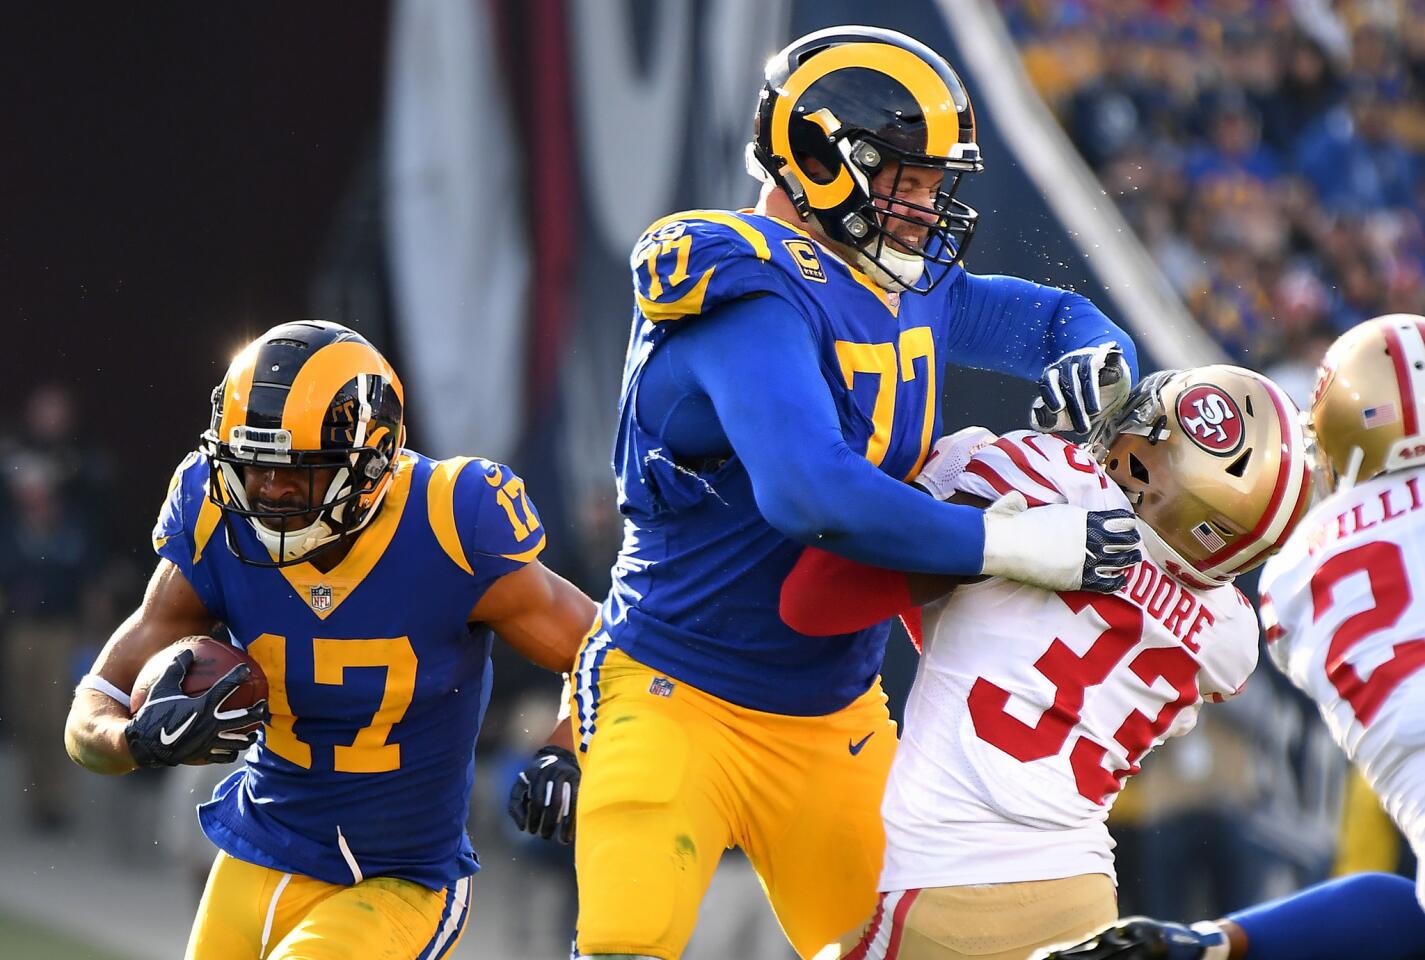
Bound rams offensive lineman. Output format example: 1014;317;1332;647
64;321;597;960
512;26;1146;960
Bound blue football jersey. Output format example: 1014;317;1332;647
153;449;546;889
605;210;959;717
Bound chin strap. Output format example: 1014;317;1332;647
252;517;339;563
854;245;925;291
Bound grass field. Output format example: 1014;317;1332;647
0;912;129;960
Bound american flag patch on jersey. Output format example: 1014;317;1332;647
1191;521;1227;551
1363;404;1398;428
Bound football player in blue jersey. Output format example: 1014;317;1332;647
64;320;597;960
506;25;1144;960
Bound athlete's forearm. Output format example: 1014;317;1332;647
948;272;1140;381
1222;872;1425;959
780;546;915;635
679;298;997;574
546;715;574;752
64;690;138;775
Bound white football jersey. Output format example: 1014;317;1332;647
880;429;1259;891
1260;465;1425;908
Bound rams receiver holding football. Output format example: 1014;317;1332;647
64;321;596;959
533;26;1144;960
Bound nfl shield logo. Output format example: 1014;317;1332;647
649;677;675;698
309;584;333;611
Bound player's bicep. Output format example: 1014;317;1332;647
471;561;598;672
88;559;219;694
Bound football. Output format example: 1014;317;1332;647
128;635;268;718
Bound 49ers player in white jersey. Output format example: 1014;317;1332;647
1261;314;1425;908
782;365;1311;960
1031;320;1425;960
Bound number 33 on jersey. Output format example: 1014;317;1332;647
152;449;544;889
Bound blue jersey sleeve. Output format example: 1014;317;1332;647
674;295;991;575
1227;872;1425;960
631;211;799;322
944;270;1140;381
151;452;226;617
435;458;548;597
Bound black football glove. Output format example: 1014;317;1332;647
124;649;269;767
507;744;580;844
1031;918;1230;960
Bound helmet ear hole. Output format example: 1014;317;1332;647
1225;448;1253;478
1128;453;1151;485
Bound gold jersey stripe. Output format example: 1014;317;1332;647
427;456;477;575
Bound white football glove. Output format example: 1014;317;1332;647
980;491;1142;593
1032;343;1132;435
912;426;996;501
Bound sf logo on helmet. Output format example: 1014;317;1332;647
1176;384;1244;455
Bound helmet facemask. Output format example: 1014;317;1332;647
202;355;405;568
203;427;395;567
1092;366;1311;589
750;27;985;295
1086;371;1216;587
803;126;980;293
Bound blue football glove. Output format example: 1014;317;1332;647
1032;918;1231;960
1033;343;1132;435
124;649;269;767
507;744;580;844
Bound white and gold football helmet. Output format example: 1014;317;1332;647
1089;365;1312;589
1309;314;1425;491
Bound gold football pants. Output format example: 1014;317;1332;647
572;643;898;959
184;851;472;960
833;874;1118;960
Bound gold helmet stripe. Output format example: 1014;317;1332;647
1381;317;1425;438
216;340;262;442
771;42;958;211
1198;374;1309;577
282;341;404;450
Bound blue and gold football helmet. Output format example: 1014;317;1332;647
749;25;983;293
200;320;405;566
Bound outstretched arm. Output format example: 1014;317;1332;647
478;561;596;847
664;295;1139;589
471;560;598;673
1033;873;1425;960
947;271;1140;382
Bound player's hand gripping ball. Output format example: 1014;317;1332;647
126;636;270;767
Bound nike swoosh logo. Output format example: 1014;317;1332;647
848;732;875;756
159;713;197;746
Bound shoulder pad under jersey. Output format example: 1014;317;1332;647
630;210;795;322
425;456;547;586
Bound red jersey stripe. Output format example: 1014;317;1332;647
964;460;1048;507
884;888;921;960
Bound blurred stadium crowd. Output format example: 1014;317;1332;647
1008;0;1425;404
